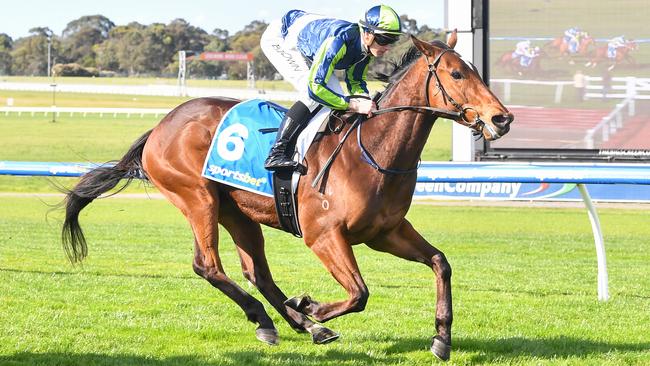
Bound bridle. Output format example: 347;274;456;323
357;48;497;175
311;47;497;187
373;48;490;134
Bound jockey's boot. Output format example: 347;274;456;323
264;101;312;173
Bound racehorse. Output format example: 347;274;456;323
545;34;594;59
495;49;544;76
586;41;638;70
60;32;512;361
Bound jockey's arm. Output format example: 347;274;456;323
345;56;371;97
307;36;351;110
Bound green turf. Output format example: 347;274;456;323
0;196;648;365
0;113;158;193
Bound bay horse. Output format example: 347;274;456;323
586;41;638;71
61;32;512;361
495;50;544;76
545;34;594;59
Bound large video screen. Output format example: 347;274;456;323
485;0;649;161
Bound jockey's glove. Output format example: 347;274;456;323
348;97;377;116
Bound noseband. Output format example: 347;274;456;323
426;50;482;130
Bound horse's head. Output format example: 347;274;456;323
410;32;513;140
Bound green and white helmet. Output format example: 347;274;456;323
359;5;402;44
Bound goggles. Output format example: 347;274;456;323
373;33;400;46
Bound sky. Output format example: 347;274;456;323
0;0;444;39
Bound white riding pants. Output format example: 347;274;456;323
260;16;345;112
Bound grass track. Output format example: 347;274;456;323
1;196;649;365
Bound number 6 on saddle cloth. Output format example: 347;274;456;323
202;99;331;236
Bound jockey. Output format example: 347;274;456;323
260;5;402;172
512;40;531;59
563;27;580;53
520;46;540;67
608;35;626;58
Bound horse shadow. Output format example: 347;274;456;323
222;349;403;365
222;335;649;365
381;335;649;363
0;350;401;366
3;336;647;365
0;353;224;366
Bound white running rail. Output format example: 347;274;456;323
583;98;635;149
0;106;171;118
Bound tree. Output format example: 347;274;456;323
10;27;58;76
165;19;209;53
95;22;147;75
60;15;115;67
140;22;175;73
206;28;229;52
226;20;272;79
400;15;419;35
0;33;13;75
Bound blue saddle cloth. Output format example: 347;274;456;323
202;99;286;197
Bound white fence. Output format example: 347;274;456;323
491;76;650;103
0;81;299;101
584;98;635;149
0;106;171;118
3;78;647;106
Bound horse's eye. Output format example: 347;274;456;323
451;70;462;80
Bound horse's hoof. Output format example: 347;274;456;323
430;336;451;361
309;324;340;345
284;295;310;312
256;327;279;346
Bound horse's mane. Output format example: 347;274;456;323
375;39;449;97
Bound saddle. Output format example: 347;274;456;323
272;108;352;237
201;99;348;237
274;98;377;237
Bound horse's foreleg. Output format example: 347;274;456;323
291;230;369;323
367;219;453;361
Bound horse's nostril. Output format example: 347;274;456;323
492;113;514;127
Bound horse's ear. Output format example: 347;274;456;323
447;29;458;49
410;34;434;57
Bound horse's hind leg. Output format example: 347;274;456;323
189;186;281;344
155;182;279;344
366;219;452;361
219;203;340;344
144;121;278;344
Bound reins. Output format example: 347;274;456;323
356;48;491;175
311;46;488;188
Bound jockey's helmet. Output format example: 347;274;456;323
359;5;402;45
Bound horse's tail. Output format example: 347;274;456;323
61;129;152;263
